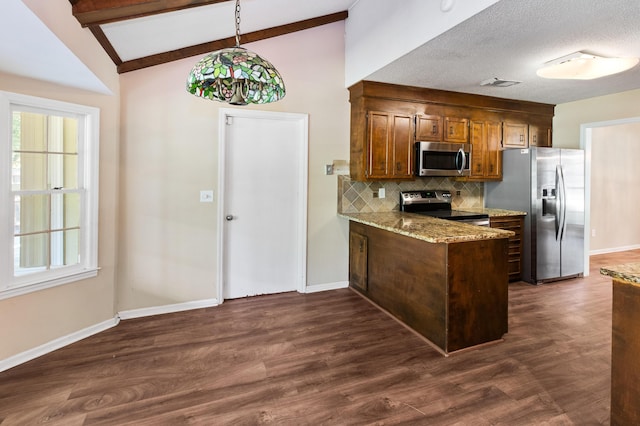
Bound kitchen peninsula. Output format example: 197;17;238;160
601;263;640;425
342;211;513;355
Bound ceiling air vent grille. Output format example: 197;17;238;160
480;77;521;87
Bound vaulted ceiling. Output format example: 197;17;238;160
68;0;351;74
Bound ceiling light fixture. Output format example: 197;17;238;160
536;51;639;80
186;0;285;105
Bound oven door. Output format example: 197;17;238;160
415;141;471;177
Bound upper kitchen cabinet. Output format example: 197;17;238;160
529;117;553;147
365;110;414;180
468;119;502;181
348;81;555;181
416;107;469;143
443;108;470;143
503;115;553;148
502;120;529;148
415;112;443;141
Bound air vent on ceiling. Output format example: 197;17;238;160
480;77;521;87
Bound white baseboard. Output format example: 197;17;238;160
590;244;640;256
0;317;119;373
304;281;349;293
117;298;220;320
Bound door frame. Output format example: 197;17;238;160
216;108;309;303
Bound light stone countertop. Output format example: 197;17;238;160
339;211;513;244
601;263;640;286
458;207;527;217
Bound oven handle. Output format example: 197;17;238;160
456;148;467;175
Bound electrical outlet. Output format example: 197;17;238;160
324;164;334;175
378;188;386;199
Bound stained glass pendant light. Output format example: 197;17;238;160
186;0;285;105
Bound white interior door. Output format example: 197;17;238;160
219;109;308;300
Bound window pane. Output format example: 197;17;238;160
15;233;48;273
15;194;49;234
50;193;80;229
15;153;47;190
51;229;80;268
64;193;80;228
64;154;78;188
47;153;78;189
13;112;47;151
62;117;78;154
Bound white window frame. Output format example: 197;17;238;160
0;91;100;300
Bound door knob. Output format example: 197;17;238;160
226;215;234;221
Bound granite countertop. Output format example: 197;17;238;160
459;207;527;217
339;211;513;244
600;263;640;286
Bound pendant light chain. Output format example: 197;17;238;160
234;0;241;47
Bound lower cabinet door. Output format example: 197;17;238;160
349;231;368;292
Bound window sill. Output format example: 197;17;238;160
0;268;99;301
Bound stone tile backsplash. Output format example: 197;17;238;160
338;175;484;213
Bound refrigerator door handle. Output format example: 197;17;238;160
554;166;560;240
557;165;567;241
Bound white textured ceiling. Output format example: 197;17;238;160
367;0;640;104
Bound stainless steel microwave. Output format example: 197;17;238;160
414;141;471;177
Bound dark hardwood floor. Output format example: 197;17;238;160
1;250;637;425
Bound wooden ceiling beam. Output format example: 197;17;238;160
116;10;348;73
70;0;228;27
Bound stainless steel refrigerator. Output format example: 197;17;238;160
485;148;585;284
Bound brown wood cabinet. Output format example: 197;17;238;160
611;278;640;425
348;81;555;181
349;221;509;354
490;215;525;281
365;111;413;180
469;120;502;181
349;231;368;292
416;110;469;143
529;119;552;147
416;113;443;141
443;115;469;143
503;121;528;148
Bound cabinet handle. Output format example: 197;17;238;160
432;125;437;135
396;162;402;172
533;135;537;144
449;126;454;136
520;134;524;142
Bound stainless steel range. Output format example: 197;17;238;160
399;190;489;227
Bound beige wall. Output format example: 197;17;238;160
554;89;640;253
0;0;119;360
117;22;350;310
590;123;640;252
554;88;640;148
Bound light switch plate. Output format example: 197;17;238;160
200;190;214;203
